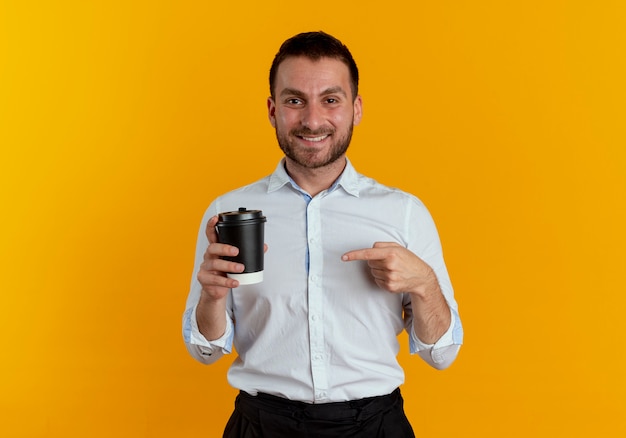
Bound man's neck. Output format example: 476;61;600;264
284;156;347;197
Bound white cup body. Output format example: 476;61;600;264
227;271;263;286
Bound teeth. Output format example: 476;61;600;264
301;135;328;142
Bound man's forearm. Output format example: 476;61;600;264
196;293;228;341
410;271;452;344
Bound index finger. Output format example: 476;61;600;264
342;242;403;261
342;247;389;262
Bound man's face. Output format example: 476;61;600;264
268;56;362;170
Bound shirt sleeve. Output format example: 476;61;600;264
404;195;464;369
409;306;463;369
181;199;235;365
183;305;234;364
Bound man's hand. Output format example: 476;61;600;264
197;215;245;298
342;242;436;296
342;242;451;343
195;215;246;341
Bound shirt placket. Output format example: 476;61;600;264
306;194;328;403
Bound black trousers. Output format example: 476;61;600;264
223;388;416;438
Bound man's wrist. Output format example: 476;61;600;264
409;267;440;299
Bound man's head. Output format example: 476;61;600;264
269;31;359;101
267;32;363;172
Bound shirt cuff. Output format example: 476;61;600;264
409;306;462;368
410;307;454;348
186;305;234;357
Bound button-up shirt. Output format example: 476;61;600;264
183;158;463;403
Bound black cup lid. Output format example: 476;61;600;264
218;208;266;222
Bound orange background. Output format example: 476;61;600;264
1;1;625;436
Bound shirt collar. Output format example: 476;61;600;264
267;158;360;197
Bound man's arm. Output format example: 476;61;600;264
182;215;244;364
406;264;451;344
342;241;461;369
342;242;451;343
196;216;245;340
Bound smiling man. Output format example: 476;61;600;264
270;56;361;179
183;31;463;437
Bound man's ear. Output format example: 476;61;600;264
353;95;363;126
267;97;276;128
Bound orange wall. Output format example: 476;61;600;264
1;1;625;436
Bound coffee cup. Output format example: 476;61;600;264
215;208;267;285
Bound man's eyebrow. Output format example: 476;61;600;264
280;88;306;98
279;86;348;98
320;86;348;97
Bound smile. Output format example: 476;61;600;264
298;134;329;142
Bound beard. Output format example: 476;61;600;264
275;123;354;169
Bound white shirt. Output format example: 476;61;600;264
183;158;463;403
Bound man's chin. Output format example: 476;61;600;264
289;152;347;170
278;135;350;170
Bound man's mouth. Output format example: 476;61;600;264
298;134;330;142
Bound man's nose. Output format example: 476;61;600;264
301;103;324;130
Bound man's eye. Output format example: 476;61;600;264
326;98;338;104
287;98;302;105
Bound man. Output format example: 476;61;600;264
183;31;463;437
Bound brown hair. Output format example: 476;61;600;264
269;31;359;100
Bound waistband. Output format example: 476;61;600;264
236;388;402;422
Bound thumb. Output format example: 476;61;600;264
205;216;219;243
373;241;402;249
